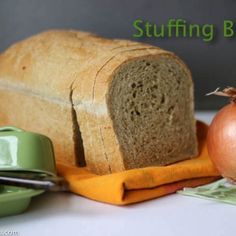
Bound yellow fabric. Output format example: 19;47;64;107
57;121;220;205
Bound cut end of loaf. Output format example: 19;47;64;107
107;54;198;170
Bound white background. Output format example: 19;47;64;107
1;112;235;236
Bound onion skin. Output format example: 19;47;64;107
207;102;236;182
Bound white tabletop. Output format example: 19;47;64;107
1;111;235;236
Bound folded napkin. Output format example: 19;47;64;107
57;121;220;205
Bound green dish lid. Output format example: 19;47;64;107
0;126;56;176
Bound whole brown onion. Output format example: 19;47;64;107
207;87;236;182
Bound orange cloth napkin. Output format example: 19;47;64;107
57;121;220;205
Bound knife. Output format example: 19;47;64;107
0;171;69;192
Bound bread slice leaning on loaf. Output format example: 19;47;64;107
0;30;198;175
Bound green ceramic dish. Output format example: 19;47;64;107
0;126;56;217
0;185;44;217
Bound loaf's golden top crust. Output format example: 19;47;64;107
0;30;181;106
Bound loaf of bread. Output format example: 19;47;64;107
0;30;198;174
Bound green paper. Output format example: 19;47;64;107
178;178;236;205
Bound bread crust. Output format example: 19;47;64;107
0;30;196;174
